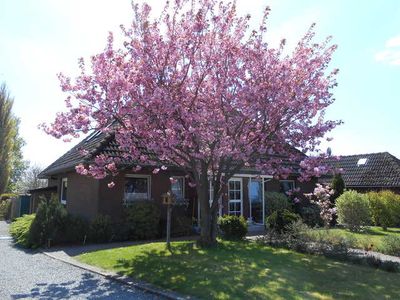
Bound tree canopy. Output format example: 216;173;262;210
0;83;25;195
43;0;340;245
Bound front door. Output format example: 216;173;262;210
228;178;242;216
249;178;264;224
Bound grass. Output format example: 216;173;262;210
309;226;400;252
77;240;400;299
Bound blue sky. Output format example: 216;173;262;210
0;0;399;168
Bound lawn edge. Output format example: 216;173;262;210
41;249;195;300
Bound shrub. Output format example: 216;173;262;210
125;201;160;240
336;190;371;231
265;209;299;233
379;235;400;257
264;192;292;216
218;215;248;240
0;199;12;220
299;204;323;227
64;215;89;244
283;220;312;253
29;197;68;247
380;191;400;227
307;229;355;258
9;214;35;248
331;173;345;201
171;215;193;237
89;214;113;243
0;193;17;201
306;184;335;228
368;191;394;230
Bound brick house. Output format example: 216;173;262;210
321;152;400;194
37;130;316;226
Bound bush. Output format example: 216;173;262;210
89;214;113;243
368;191;394;230
0;199;12;220
125;201;160;240
64;215;89;244
336;190;371;231
171;215;193;237
265;209;299;233
299;204;323;227
264;192;292;216
0;193;17;201
29;197;68;247
9;214;36;248
379;235;400;257
218;215;248;240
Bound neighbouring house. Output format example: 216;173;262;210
321;152;400;194
37;130;316;227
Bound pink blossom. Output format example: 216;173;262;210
42;0;340;242
108;181;115;188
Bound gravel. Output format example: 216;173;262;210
0;222;162;300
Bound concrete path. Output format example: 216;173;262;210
0;221;162;300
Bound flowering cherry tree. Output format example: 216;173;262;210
306;183;336;227
42;0;340;245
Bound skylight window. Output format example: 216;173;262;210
357;158;367;166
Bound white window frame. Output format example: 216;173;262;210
124;174;151;203
228;178;243;216
60;177;67;205
171;176;185;201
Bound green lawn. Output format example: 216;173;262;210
77;240;400;299
309;226;400;252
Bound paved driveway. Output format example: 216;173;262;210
0;221;161;300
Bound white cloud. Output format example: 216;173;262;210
386;35;400;48
375;35;400;66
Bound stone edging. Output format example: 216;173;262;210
41;250;194;300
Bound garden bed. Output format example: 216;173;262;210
309;226;400;255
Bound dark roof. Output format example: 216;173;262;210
40;130;305;178
29;186;58;193
322;152;400;188
39;131;113;177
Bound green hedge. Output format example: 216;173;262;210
9;214;36;248
265;209;300;233
336;191;371;231
264;192;292;217
218;215;248;240
368;191;400;230
125;201;160;240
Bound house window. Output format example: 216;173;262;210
171;176;185;202
280;180;295;194
124;175;151;203
228;178;242;216
60;178;67;205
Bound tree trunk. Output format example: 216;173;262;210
197;173;218;247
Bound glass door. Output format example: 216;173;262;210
249;178;264;224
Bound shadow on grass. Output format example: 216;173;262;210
110;240;400;299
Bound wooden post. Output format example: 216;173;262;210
162;191;175;250
166;203;171;249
